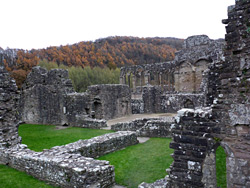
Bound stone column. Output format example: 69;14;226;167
127;73;131;88
132;75;136;92
159;73;162;86
119;76;126;84
144;72;150;85
0;66;21;149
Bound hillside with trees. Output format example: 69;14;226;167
0;36;183;88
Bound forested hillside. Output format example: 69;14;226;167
1;36;183;88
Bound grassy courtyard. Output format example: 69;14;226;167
0;124;227;188
98;138;173;187
18;124;114;151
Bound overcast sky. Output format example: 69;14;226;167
0;0;235;50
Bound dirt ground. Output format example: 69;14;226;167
107;113;176;127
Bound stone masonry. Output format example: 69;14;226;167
0;65;21;149
19;67;131;127
0;63;140;187
122;35;225;114
140;0;250;187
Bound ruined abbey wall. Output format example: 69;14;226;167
167;1;250;188
122;35;225;114
19;67;131;126
0;65;21;149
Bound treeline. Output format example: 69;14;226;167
2;36;183;88
39;60;120;92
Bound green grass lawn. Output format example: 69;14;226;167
18;124;114;151
98;138;173;188
0;165;56;188
0;124;227;188
216;146;227;188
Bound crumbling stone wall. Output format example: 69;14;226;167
88;84;131;120
141;1;250;187
152;1;250;188
19;67;131;126
0;131;138;188
138;120;173;138
0;65;117;187
167;109;219;188
0;145;115;188
111;116;175;138
111;118;158;132
123;35;224;114
214;0;250;187
48;131;138;158
0;65;21;149
19;66;74;125
142;86;206;114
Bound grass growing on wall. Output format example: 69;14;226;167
216;146;227;188
18;124;114;151
98;138;174;188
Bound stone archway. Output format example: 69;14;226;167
201;143;227;188
183;99;195;109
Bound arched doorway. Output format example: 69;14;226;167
183;99;195;109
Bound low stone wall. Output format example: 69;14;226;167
0;145;115;188
70;117;107;129
0;131;138;187
48;131;138;158
139;176;169;188
111;117;175;138
138;120;173;138
111;118;157;132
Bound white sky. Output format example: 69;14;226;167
0;0;235;50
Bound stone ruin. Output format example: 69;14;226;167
0;62;140;187
120;35;225;114
140;0;250;187
0;0;250;187
0;65;21;148
19;66;131;127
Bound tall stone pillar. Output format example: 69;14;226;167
0;66;21;149
132;75;136;92
119;76;126;85
144;72;150;85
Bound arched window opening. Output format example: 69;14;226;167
183;99;195;109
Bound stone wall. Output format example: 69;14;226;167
167;108;219;188
47;131;138;158
0;145;115;188
19;66;74;125
121;35;224;114
111;117;175;138
138;120;173;138
19;67;131;126
131;98;144;114
214;0;250;187
87;84;131;120
147;1;250;188
137;85;205;114
0;65;117;187
111;118;158;132
0;65;21;149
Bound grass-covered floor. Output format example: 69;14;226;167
0;165;55;188
98;138;173;188
0;124;227;188
18;124;114;151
